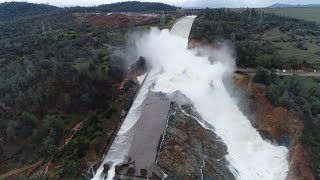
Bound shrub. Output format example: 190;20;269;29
253;68;271;85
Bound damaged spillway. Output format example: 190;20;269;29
93;16;289;180
92;68;167;180
91;17;197;180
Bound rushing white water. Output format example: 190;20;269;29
137;73;147;84
135;17;289;180
170;16;196;40
93;16;289;180
92;16;196;180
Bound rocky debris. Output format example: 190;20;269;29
120;57;148;113
234;73;315;180
58;121;84;151
188;38;210;49
125;57;149;85
113;156;164;179
157;102;236;180
120;57;148;98
187;37;226;50
28;169;45;180
129;57;147;75
121;80;140;112
103;162;111;173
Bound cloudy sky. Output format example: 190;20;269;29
1;0;319;8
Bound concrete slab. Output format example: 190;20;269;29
114;91;171;179
128;91;170;177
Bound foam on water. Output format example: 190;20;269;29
93;16;289;180
135;16;289;180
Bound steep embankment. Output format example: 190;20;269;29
234;73;315;180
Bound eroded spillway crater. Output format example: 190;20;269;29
157;101;236;180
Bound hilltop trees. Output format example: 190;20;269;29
96;1;177;12
190;8;320;68
0;2;58;22
6;120;18;140
264;74;320;176
253;68;271;85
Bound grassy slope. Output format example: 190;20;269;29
233;8;320;23
262;8;320;23
260;28;320;65
192;9;320;69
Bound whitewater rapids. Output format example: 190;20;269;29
136;17;289;180
93;16;289;180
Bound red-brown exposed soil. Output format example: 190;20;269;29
76;13;159;29
234;73;315;180
188;37;215;49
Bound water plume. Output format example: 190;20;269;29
135;25;289;180
92;16;289;180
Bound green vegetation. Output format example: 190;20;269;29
253;70;320;178
0;1;177;24
0;1;58;22
253;68;271;85
270;76;320;177
0;1;170;178
0;1;178;178
190;8;320;69
0;9;122;175
262;8;320;23
96;1;177;12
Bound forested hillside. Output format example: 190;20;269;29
0;8;123;177
254;71;320;178
0;1;177;23
0;2;58;22
96;1;177;12
0;1;174;178
190;8;320;69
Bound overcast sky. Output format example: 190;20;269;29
1;0;320;8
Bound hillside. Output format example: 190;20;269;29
261;7;320;23
0;2;58;22
0;0;182;178
0;1;177;23
0;9;124;178
269;3;320;8
96;1;177;12
190;8;320;69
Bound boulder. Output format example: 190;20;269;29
103;162;112;173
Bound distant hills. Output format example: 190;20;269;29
0;1;58;21
269;3;320;8
96;1;177;12
0;1;177;22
